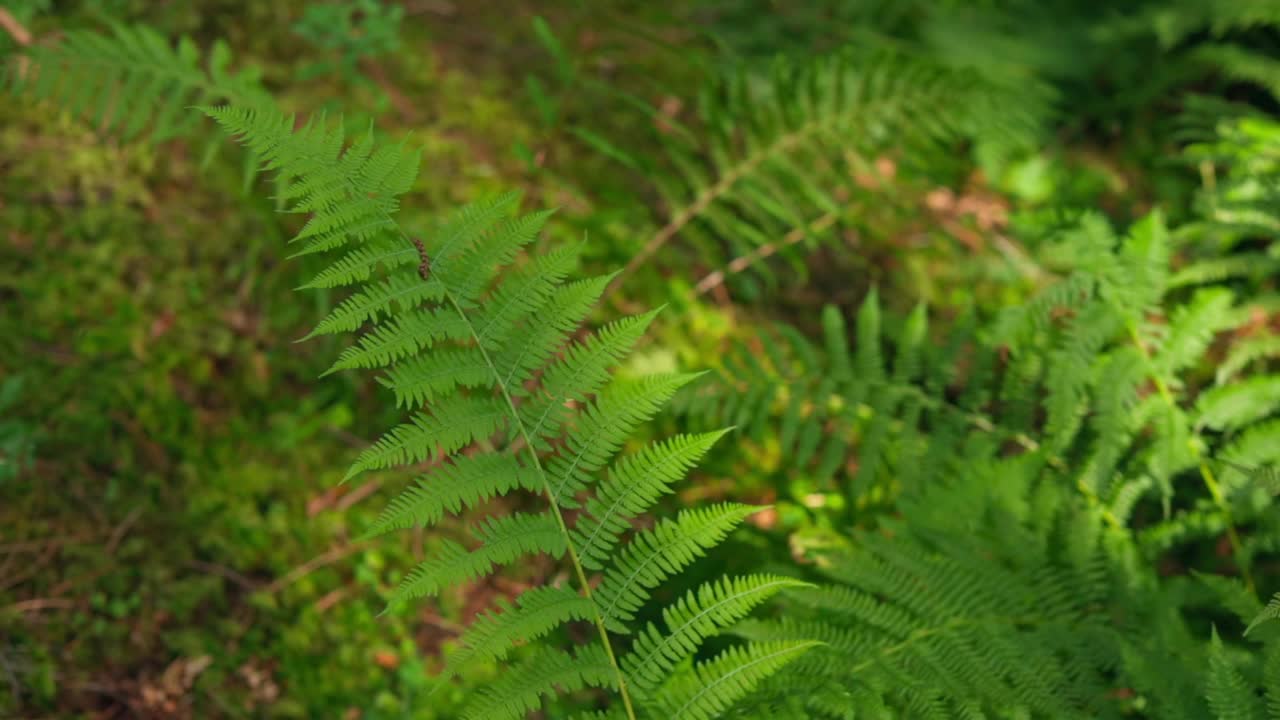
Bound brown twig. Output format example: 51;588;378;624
262;543;370;595
360;59;419;123
0;541;61;592
4;598;75;613
335;480;380;512
186;560;260;591
105;507;142;556
0;534;91;554
0;8;32;47
313;586;350;614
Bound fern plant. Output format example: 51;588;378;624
683;211;1280;717
661;112;1280;713
201;103;816;719
684;202;1280;541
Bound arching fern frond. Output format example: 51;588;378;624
204;103;813;719
5;21;272;183
619;46;1048;296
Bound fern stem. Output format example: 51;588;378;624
438;291;641;720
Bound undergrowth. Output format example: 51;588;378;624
6;2;1280;718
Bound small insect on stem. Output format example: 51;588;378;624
410;236;431;281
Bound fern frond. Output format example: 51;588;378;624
544;372;700;506
1194;43;1280;101
204;107;421;261
9;22;271;142
346;395;507;478
308;269;445;338
1219;335;1280;387
1266;645;1280;720
594;503;763;627
448;585;597;671
676;294;1038;497
1196;376;1280;433
325;306;471;374
622;46;1047;291
740;448;1125;716
206;103;806;719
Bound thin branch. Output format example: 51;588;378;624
186;560;260;591
262;543;370;595
4;598;75;613
0;535;91;554
0;8;32;47
105;507;142;555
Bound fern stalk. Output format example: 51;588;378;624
441;290;641;718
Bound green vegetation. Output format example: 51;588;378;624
6;1;1280;718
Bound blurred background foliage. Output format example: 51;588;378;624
3;0;1280;717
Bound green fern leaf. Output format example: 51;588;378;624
361;454;536;538
346;396;508;479
594;503;763;626
655;640;822;720
387;513;565;607
573;430;732;569
448;585;597;671
10;23;270;141
625;575;813;692
1248;594;1280;638
461;645;618;720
